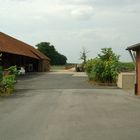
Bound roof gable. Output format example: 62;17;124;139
0;32;49;60
126;43;140;51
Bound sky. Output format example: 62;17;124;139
1;0;140;63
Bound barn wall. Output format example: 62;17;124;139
1;52;50;72
38;59;50;72
2;52;38;72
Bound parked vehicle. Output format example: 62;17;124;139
17;67;25;75
75;64;85;72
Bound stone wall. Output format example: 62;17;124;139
117;72;135;89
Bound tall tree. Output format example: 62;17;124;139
80;48;88;64
36;42;67;65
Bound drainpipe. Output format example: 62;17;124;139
128;50;137;95
128;50;136;63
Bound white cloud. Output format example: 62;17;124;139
0;0;140;62
70;6;94;20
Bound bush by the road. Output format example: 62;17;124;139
0;66;18;96
85;48;119;83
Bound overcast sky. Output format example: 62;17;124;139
1;0;140;63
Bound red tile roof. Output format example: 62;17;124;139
0;32;49;60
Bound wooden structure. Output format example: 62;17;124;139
126;43;140;95
0;32;50;72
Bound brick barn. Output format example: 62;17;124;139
0;32;50;72
127;43;140;95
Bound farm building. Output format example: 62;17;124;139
0;32;50;72
127;43;140;95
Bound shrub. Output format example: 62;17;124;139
85;59;97;74
0;75;16;95
2;75;16;86
0;72;17;96
85;58;104;81
85;48;119;83
7;66;19;76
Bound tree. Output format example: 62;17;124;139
36;42;67;65
85;48;119;83
80;48;88;64
98;48;119;62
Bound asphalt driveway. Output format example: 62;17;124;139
0;71;140;140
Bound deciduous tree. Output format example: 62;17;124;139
36;42;67;65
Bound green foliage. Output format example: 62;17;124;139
0;65;18;96
36;42;67;65
2;75;15;88
85;48;119;83
7;65;18;76
85;58;98;74
0;75;15;96
85;58;104;81
98;48;119;61
118;62;135;72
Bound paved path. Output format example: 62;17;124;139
0;71;140;140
